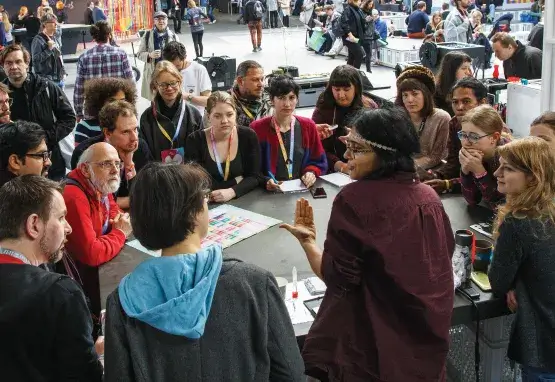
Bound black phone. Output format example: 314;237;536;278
310;187;327;199
303;296;324;318
457;285;480;300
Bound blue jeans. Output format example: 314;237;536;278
522;366;555;382
207;5;215;22
489;4;496;20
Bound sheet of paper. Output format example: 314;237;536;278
279;179;309;193
283;279;325;325
127;239;161;257
320;172;356;188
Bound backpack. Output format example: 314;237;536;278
254;0;264;20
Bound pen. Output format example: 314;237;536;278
267;171;278;184
292;266;298;311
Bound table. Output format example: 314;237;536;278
13;24;92;56
99;182;511;381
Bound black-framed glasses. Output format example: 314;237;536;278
0;98;13;107
156;81;180;89
89;161;124;170
26;151;51;162
457;131;492;144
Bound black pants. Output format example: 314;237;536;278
270;10;278;27
344;40;364;69
283;15;290;27
173;9;182;33
192;30;204;57
362;41;372;72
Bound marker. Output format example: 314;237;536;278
268;171;278;184
292;266;298;311
329;124;339;130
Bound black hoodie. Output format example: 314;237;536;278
503;40;543;80
0;262;103;381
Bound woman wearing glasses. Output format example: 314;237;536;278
281;106;455;381
459;104;510;209
139;61;203;163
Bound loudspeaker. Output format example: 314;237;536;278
195;56;237;91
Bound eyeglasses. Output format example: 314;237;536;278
345;144;373;158
156;81;180;89
0;98;13;107
26;151;51;162
89;161;123;170
457;131;492;144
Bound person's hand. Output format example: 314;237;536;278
95;336;105;356
315;123;333;140
280;198;317;246
266;179;282;192
507;290;518;312
416;165;435;181
334;161;349;174
465;148;486;175
301;172;316;188
47;40;54;50
338;127;351;145
424;179;448;194
149;49;161;59
112;212;132;237
210;188;236;203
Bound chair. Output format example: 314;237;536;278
228;0;239;15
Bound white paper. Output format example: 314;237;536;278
279;179;309;193
320;173;356;187
127;240;161;257
283;279;325;325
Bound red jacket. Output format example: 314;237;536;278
63;168;125;317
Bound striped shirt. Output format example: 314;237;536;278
73;43;134;118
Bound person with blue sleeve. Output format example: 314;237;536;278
406;1;430;38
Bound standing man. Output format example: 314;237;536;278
92;0;106;22
491;32;543;80
0;176;104;382
84;1;95;24
162;41;212;115
244;0;264;52
444;0;471;42
1;44;75;181
137;11;179;100
31;13;65;88
229;60;272;127
0;82;11;124
73;21;134;120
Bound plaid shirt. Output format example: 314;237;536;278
73;43;134;118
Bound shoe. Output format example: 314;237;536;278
212;20;216;24
257;46;262;51
252;47;257;52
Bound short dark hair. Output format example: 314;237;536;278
435;51;472;101
352;106;420;179
0;121;46;170
84;77;137;118
0;82;10;96
90;20;111;43
450;77;488;101
0;44;31;66
417;1;426;9
532;111;555;132
130;163;211;250
268;74;299;99
98;100;137;132
162;41;187;62
317;64;365;110
0;175;62;240
491;32;518;49
236;60;262;78
442;2;449;10
396;78;435;118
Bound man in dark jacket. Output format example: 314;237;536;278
406;1;429;38
244;0;265;51
0;175;104;382
31;13;65;87
528;22;544;51
491;32;543;80
1;44;76;180
85;1;95;24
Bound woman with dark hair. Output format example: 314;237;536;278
489;137;555;380
281;106;455;381
74;77;137;145
434;51;473;116
186;91;261;203
396;66;451;169
105;162;304;381
530;111;555;151
251;75;327;191
312;65;378;174
337;0;367;69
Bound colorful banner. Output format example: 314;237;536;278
103;0;153;35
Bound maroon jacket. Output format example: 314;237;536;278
304;173;455;382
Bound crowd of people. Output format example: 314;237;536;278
0;2;555;382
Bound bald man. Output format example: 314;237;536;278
63;142;132;320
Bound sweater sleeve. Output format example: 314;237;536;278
74;56;87;118
232;127;261;198
528;50;543;79
312;106;342;171
302;119;328;176
64;189;126;267
435;119;461;180
488;217;523;296
460;171;482;206
266;273;305;382
415;111;450;170
104;291;134;381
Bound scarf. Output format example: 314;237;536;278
153;28;169;64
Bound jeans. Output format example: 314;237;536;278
319;32;333;53
269;10;278;27
344;39;364;69
248;20;262;47
191;30;204;57
362;40;372;71
522;366;555;382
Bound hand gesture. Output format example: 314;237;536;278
210;188;236;203
301;171;316;188
111;212;132;237
507;290;518;312
465;148;486;175
150;50;161;59
266;178;282;192
280;198;316;245
424;179;448;194
47;40;55;50
315;124;333;140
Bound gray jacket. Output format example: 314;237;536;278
444;8;471;43
104;258;305;381
31;32;65;82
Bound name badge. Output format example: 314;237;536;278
161;148;184;164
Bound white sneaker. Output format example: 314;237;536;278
212;20;216;24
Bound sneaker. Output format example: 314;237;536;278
252;47;257;52
212;20;217;24
257;46;262;51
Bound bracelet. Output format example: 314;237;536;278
444;179;450;192
475;171;488;179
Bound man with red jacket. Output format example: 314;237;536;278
63;142;132;319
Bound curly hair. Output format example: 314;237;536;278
83;77;137;118
494;137;555;239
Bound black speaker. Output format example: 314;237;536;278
420;42;485;70
195;56;237;91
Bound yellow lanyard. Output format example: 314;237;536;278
273;117;296;179
210;128;233;181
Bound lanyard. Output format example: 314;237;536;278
0;248;31;265
152;99;186;148
101;196;110;235
210;127;234;181
233;92;260;121
273;117;296;179
417;117;427;135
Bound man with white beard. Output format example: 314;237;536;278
63;142;132;321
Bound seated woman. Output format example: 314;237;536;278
396;66;451;169
424;11;444;41
489;137;555;380
185;91;261;203
281;106;455;381
104;162;305;381
74;77;137;145
530;111;555;151
459;104;509;208
251;75;327;191
434;51;473;116
140;61;204;163
312;65;378;174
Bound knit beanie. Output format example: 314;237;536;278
396;66;436;94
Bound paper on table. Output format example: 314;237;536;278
279;179;309;193
127;239;161;257
320;172;356;187
284;279;324;325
